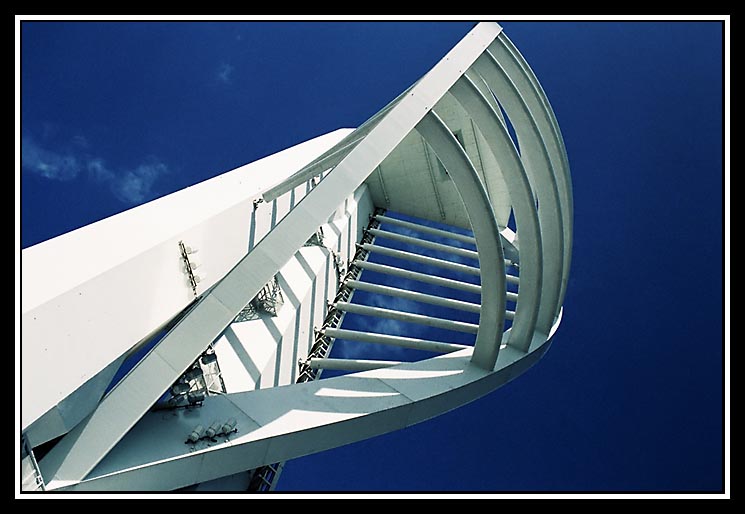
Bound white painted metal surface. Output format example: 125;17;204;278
22;21;573;492
21;129;353;439
212;186;374;392
45;335;556;491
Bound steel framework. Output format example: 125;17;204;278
21;22;572;492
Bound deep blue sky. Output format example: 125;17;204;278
19;19;726;494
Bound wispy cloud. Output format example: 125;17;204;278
217;62;234;84
334;318;413;361
72;134;90;148
87;158;114;182
22;134;170;206
113;160;169;204
21;137;81;181
380;220;477;251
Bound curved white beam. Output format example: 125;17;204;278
497;33;573;225
490;35;573;319
448;75;542;352
416;111;506;370
472;50;565;336
464;69;504;124
47;339;555;491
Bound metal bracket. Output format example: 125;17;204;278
179;241;199;297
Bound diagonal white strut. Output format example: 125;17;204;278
334;301;480;334
308;357;402;372
352;260;483;294
360;243;482;276
374;214;477;244
367;228;480;260
322;327;469;353
345;279;487;312
374;212;519;262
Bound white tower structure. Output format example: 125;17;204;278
20;21;572;492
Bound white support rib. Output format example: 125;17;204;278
323;327;468;354
346;279;482;313
416;111;506;370
491;34;573;317
367;228;480;261
375;214;476;245
334;301;479;334
308;357;402;372
472;50;564;336
448;74;542;352
464;69;504;124
353;260;482;294
361;243;481;276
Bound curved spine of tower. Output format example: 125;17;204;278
20;21;573;492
